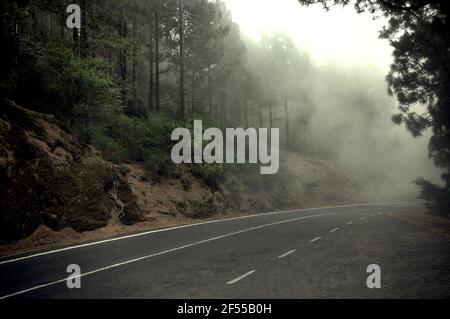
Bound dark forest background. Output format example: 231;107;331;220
1;0;449;216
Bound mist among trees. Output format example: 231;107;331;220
0;0;448;215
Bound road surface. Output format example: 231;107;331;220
1;203;449;299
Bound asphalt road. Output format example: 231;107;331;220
1;203;449;299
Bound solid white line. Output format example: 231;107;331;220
309;236;322;243
393;202;424;208
0;204;374;266
330;228;339;233
0;214;321;299
227;270;256;285
347;222;353;225
278;250;296;259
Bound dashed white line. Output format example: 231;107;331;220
227;270;256;285
330;228;339;233
310;236;322;243
0;214;322;299
360;217;367;221
347;221;353;225
278;250;296;259
0;203;373;266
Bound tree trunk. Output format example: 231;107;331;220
208;66;213;116
221;89;227;123
284;97;290;149
259;104;263;128
244;99;249;128
11;0;19;67
72;27;80;55
119;18;128;103
192;71;196;114
154;5;161;111
268;100;274;144
178;0;186;118
148;5;154;111
269;100;273;129
303;123;307;151
60;9;65;40
31;7;38;38
80;0;88;57
132;19;138;100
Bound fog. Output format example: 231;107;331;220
307;62;442;201
226;0;443;202
224;0;392;68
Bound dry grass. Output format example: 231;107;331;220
386;207;450;237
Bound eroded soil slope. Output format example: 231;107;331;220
0;100;143;244
0;101;362;254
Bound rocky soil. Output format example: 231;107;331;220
0;100;363;255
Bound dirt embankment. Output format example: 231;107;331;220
0;100;143;246
0;101;363;257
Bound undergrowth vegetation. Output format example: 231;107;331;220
76;111;225;187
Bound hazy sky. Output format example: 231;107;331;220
224;0;393;69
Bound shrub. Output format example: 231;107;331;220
191;163;225;189
181;175;193;191
90;127;127;164
415;178;450;217
43;42;121;127
125;97;147;119
118;164;131;177
85;111;228;190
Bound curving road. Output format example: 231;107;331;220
1;203;449;299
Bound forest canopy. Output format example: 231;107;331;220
0;0;316;188
0;0;447;214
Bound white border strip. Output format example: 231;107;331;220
278;250;296;259
1;214;320;299
309;237;322;243
1;202;421;265
227;270;256;285
0;203;374;265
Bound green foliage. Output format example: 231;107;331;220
0;0;248;192
415;178;450;217
44;42;121;126
79;111;225;186
181;175;193;191
229;164;264;191
191;163;225;189
125;97;147;119
119;164;131;177
89;126;127;164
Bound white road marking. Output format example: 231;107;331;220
0;203;376;266
360;217;367;221
278;250;296;259
393;202;424;208
0;214;322;299
227;270;256;285
310;237;322;243
330;228;339;233
347;222;353;225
